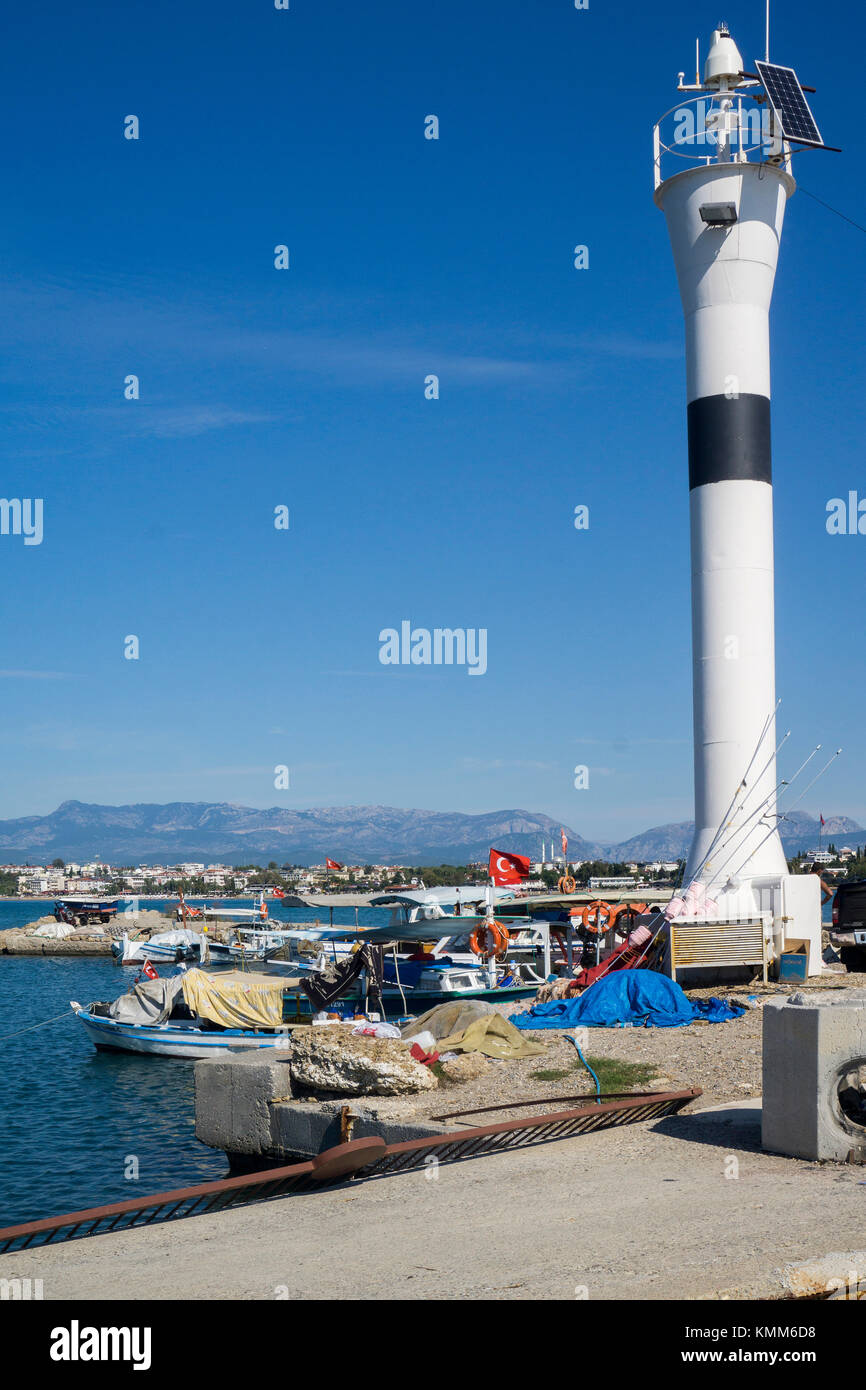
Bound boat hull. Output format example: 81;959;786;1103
74;1009;291;1059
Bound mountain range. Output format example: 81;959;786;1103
0;801;861;867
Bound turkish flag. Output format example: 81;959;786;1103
488;849;531;885
142;960;158;981
326;858;343;871
561;829;568;857
272;888;285;898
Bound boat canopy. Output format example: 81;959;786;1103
101;975;186;1025
180;969;287;1029
369;886;515;909
96;969;289;1030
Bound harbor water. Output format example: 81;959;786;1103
0;894;834;1228
0;898;388;1228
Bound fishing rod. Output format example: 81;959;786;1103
776;747;843;823
692;705;780;872
698;736;820;891
722;748;842;887
669;705;781;899
700;729;792;880
703;743;824;892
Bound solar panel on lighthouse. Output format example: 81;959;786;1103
755;60;825;147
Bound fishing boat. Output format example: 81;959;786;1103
72;920;544;1060
250;885;555;1010
54;897;120;927
369;887;553;981
111;928;208;966
207;927;297;966
71;968;297;1059
263;896;549;1013
71;962;536;1059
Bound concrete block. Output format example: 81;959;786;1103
762;988;866;1160
195;1052;447;1162
194;1050;294;1156
269;1099;447;1159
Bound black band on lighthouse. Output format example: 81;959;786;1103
688;393;771;489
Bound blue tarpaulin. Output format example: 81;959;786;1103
511;970;746;1030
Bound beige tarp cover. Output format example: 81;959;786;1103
403;1001;544;1059
181;969;286;1029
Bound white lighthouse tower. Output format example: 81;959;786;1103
653;24;835;973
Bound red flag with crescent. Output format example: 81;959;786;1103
326;858;343;871
561;829;568;857
488;849;531;885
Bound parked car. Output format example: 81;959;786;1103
830;879;866;970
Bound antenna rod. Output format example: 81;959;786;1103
695;37;700;86
765;0;770;62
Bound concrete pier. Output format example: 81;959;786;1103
194;1052;448;1165
7;1099;866;1300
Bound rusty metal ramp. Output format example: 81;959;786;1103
0;1088;700;1253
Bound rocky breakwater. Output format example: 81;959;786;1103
0;908;175;956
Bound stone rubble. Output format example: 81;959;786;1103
290;1023;439;1096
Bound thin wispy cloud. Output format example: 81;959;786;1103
0;669;80;680
121;406;278;439
0;276;588;392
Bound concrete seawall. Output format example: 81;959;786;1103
194;1052;448;1166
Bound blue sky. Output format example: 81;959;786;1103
0;0;863;840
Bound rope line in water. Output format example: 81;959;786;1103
0;1009;77;1042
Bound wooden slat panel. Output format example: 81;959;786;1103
670;919;767;978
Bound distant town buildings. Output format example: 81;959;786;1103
5;844;858;899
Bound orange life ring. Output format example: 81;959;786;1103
469;920;510;959
582;900;613;934
558;875;577;894
608;902;647;931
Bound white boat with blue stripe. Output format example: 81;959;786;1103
71;1006;292;1058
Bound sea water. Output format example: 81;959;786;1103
0;898;387;1227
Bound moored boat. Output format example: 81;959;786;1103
71;967;297;1059
54;897;120;927
111;928;208;966
71;1008;292;1058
